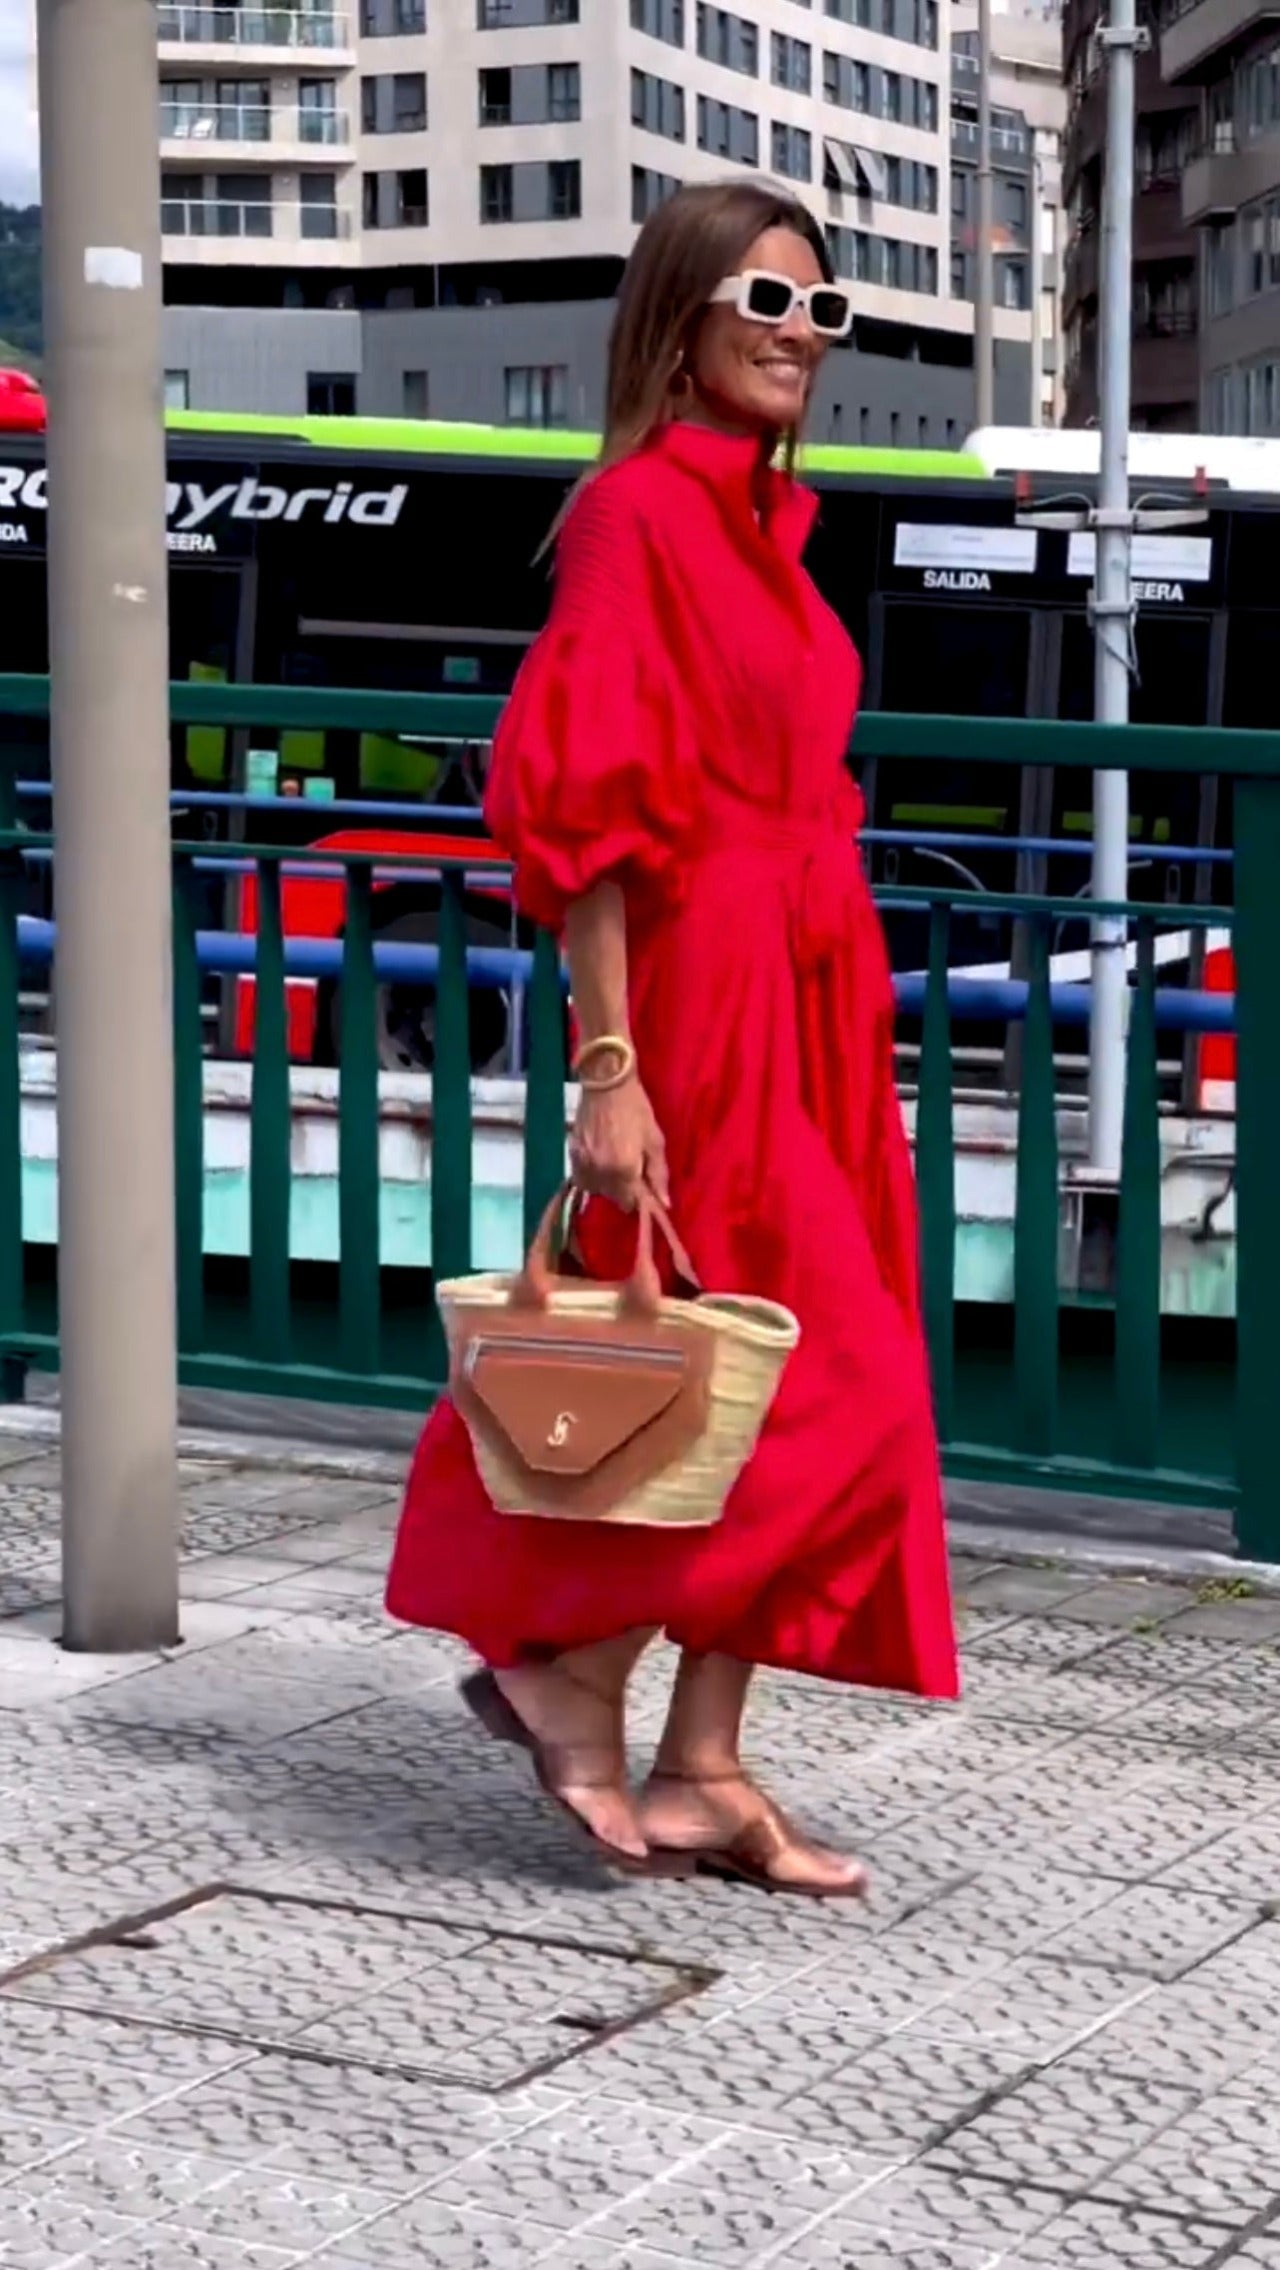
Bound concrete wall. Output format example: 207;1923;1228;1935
163;295;1031;444
163;305;363;413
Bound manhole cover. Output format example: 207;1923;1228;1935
0;1885;715;2091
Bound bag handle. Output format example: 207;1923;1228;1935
512;1183;700;1319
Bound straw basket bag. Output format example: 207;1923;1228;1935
439;1186;799;1529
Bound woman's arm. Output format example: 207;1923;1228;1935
564;881;669;1209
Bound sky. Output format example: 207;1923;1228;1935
0;0;38;207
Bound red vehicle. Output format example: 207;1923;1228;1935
0;370;45;434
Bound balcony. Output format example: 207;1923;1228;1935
1132;319;1199;407
156;5;353;65
161;193;359;263
160;100;353;163
1182;128;1280;219
951;116;1031;156
1160;0;1280;82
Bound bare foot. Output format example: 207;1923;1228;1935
495;1663;648;1861
638;1768;869;1897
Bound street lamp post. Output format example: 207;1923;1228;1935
37;0;181;1650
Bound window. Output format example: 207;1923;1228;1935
402;369;429;417
481;60;581;123
395;166;428;224
548;157;580;216
824;0;932;33
1245;203;1266;297
505;363;569;426
630;0;684;40
632;163;680;221
163;369;190;410
160;78;201;138
1003;177;1027;231
631;66;686;138
216;76;269;139
771;31;811;91
394;0;425;27
214;171;271;237
696;3;758;74
480;162;513;222
478;0;577;23
1208;220;1235;316
771;121;812;179
998;254;1027;310
297;77;339;141
362;169;379;227
951;167;967;217
393;71;427;128
1269;194;1280;288
300;172;339;239
828;223;940;297
307;373;356;415
547;62;581;119
364;72;426;130
1206;369;1235;434
696;93;758;163
480;157;581;221
479;66;512;122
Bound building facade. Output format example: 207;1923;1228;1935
156;0;1058;441
951;0;1066;426
1062;0;1199;428
1160;0;1280;433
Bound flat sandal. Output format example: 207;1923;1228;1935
644;1767;870;1901
460;1669;691;1880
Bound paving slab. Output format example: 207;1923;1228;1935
0;1435;1279;2266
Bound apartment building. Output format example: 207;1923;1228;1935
951;0;1066;425
1160;0;1280;432
1061;0;1198;429
157;0;1052;441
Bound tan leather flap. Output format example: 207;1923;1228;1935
464;1342;689;1477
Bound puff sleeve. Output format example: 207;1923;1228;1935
482;470;699;931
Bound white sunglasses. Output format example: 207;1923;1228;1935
709;267;855;340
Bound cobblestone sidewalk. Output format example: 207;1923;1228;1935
1;1431;1279;2270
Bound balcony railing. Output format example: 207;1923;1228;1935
161;194;350;240
951;116;1031;154
157;5;350;48
161;101;350;143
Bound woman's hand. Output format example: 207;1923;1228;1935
570;1078;669;1211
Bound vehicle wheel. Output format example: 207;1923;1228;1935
316;906;512;1075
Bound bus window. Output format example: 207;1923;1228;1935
168;563;247;793
872;600;1033;975
1053;609;1213;908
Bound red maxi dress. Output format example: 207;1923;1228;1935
386;421;959;1703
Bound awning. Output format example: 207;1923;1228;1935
823;135;888;199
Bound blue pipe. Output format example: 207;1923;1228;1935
10;917;1239;1033
10;781;1235;866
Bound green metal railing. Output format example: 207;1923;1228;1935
0;677;1274;1556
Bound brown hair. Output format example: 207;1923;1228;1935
543;179;832;550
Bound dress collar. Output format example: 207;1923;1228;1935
647;420;819;559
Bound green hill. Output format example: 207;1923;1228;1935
0;205;41;362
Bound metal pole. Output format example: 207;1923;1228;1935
1087;0;1137;1176
975;0;996;427
37;0;181;1649
1029;144;1043;429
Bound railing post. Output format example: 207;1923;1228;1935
1232;774;1280;1560
39;0;180;1648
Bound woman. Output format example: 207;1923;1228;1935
387;179;959;1898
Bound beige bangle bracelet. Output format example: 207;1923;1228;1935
573;1034;637;1092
